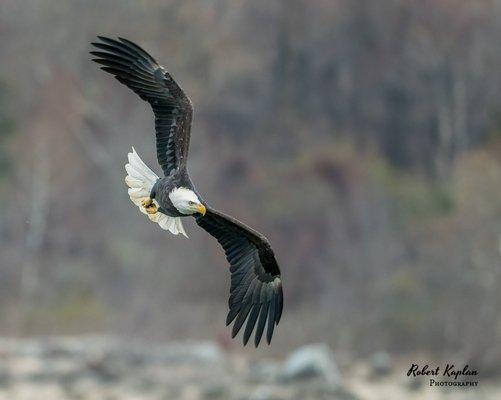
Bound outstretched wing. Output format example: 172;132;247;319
195;207;283;346
91;36;192;176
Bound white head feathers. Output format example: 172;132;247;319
169;187;203;215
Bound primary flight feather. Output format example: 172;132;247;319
91;36;283;346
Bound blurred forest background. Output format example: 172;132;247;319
1;0;501;374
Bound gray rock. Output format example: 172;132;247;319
406;376;424;391
201;382;228;399
279;343;340;387
247;361;280;383
147;341;223;365
369;352;392;377
0;367;12;388
85;353;129;382
246;386;284;400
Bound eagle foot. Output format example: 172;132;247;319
141;198;158;214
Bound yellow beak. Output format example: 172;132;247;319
197;203;206;216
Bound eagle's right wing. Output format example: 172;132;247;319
91;36;192;176
195;207;283;347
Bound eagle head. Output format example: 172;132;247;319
169;187;206;216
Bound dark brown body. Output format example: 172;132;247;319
151;169;203;217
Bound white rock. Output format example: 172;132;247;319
280;343;340;387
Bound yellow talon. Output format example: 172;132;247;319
141;197;153;208
141;197;158;214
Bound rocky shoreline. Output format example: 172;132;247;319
0;337;496;400
0;337;354;400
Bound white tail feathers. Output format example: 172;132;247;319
125;148;187;237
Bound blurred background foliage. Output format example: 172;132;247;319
1;0;501;372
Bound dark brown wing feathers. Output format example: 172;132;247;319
195;207;283;346
91;36;192;176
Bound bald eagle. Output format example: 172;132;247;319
91;37;283;346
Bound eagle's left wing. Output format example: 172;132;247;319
195;207;283;346
91;36;192;177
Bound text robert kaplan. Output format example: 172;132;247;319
407;363;479;387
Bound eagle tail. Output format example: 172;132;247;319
125;148;187;237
